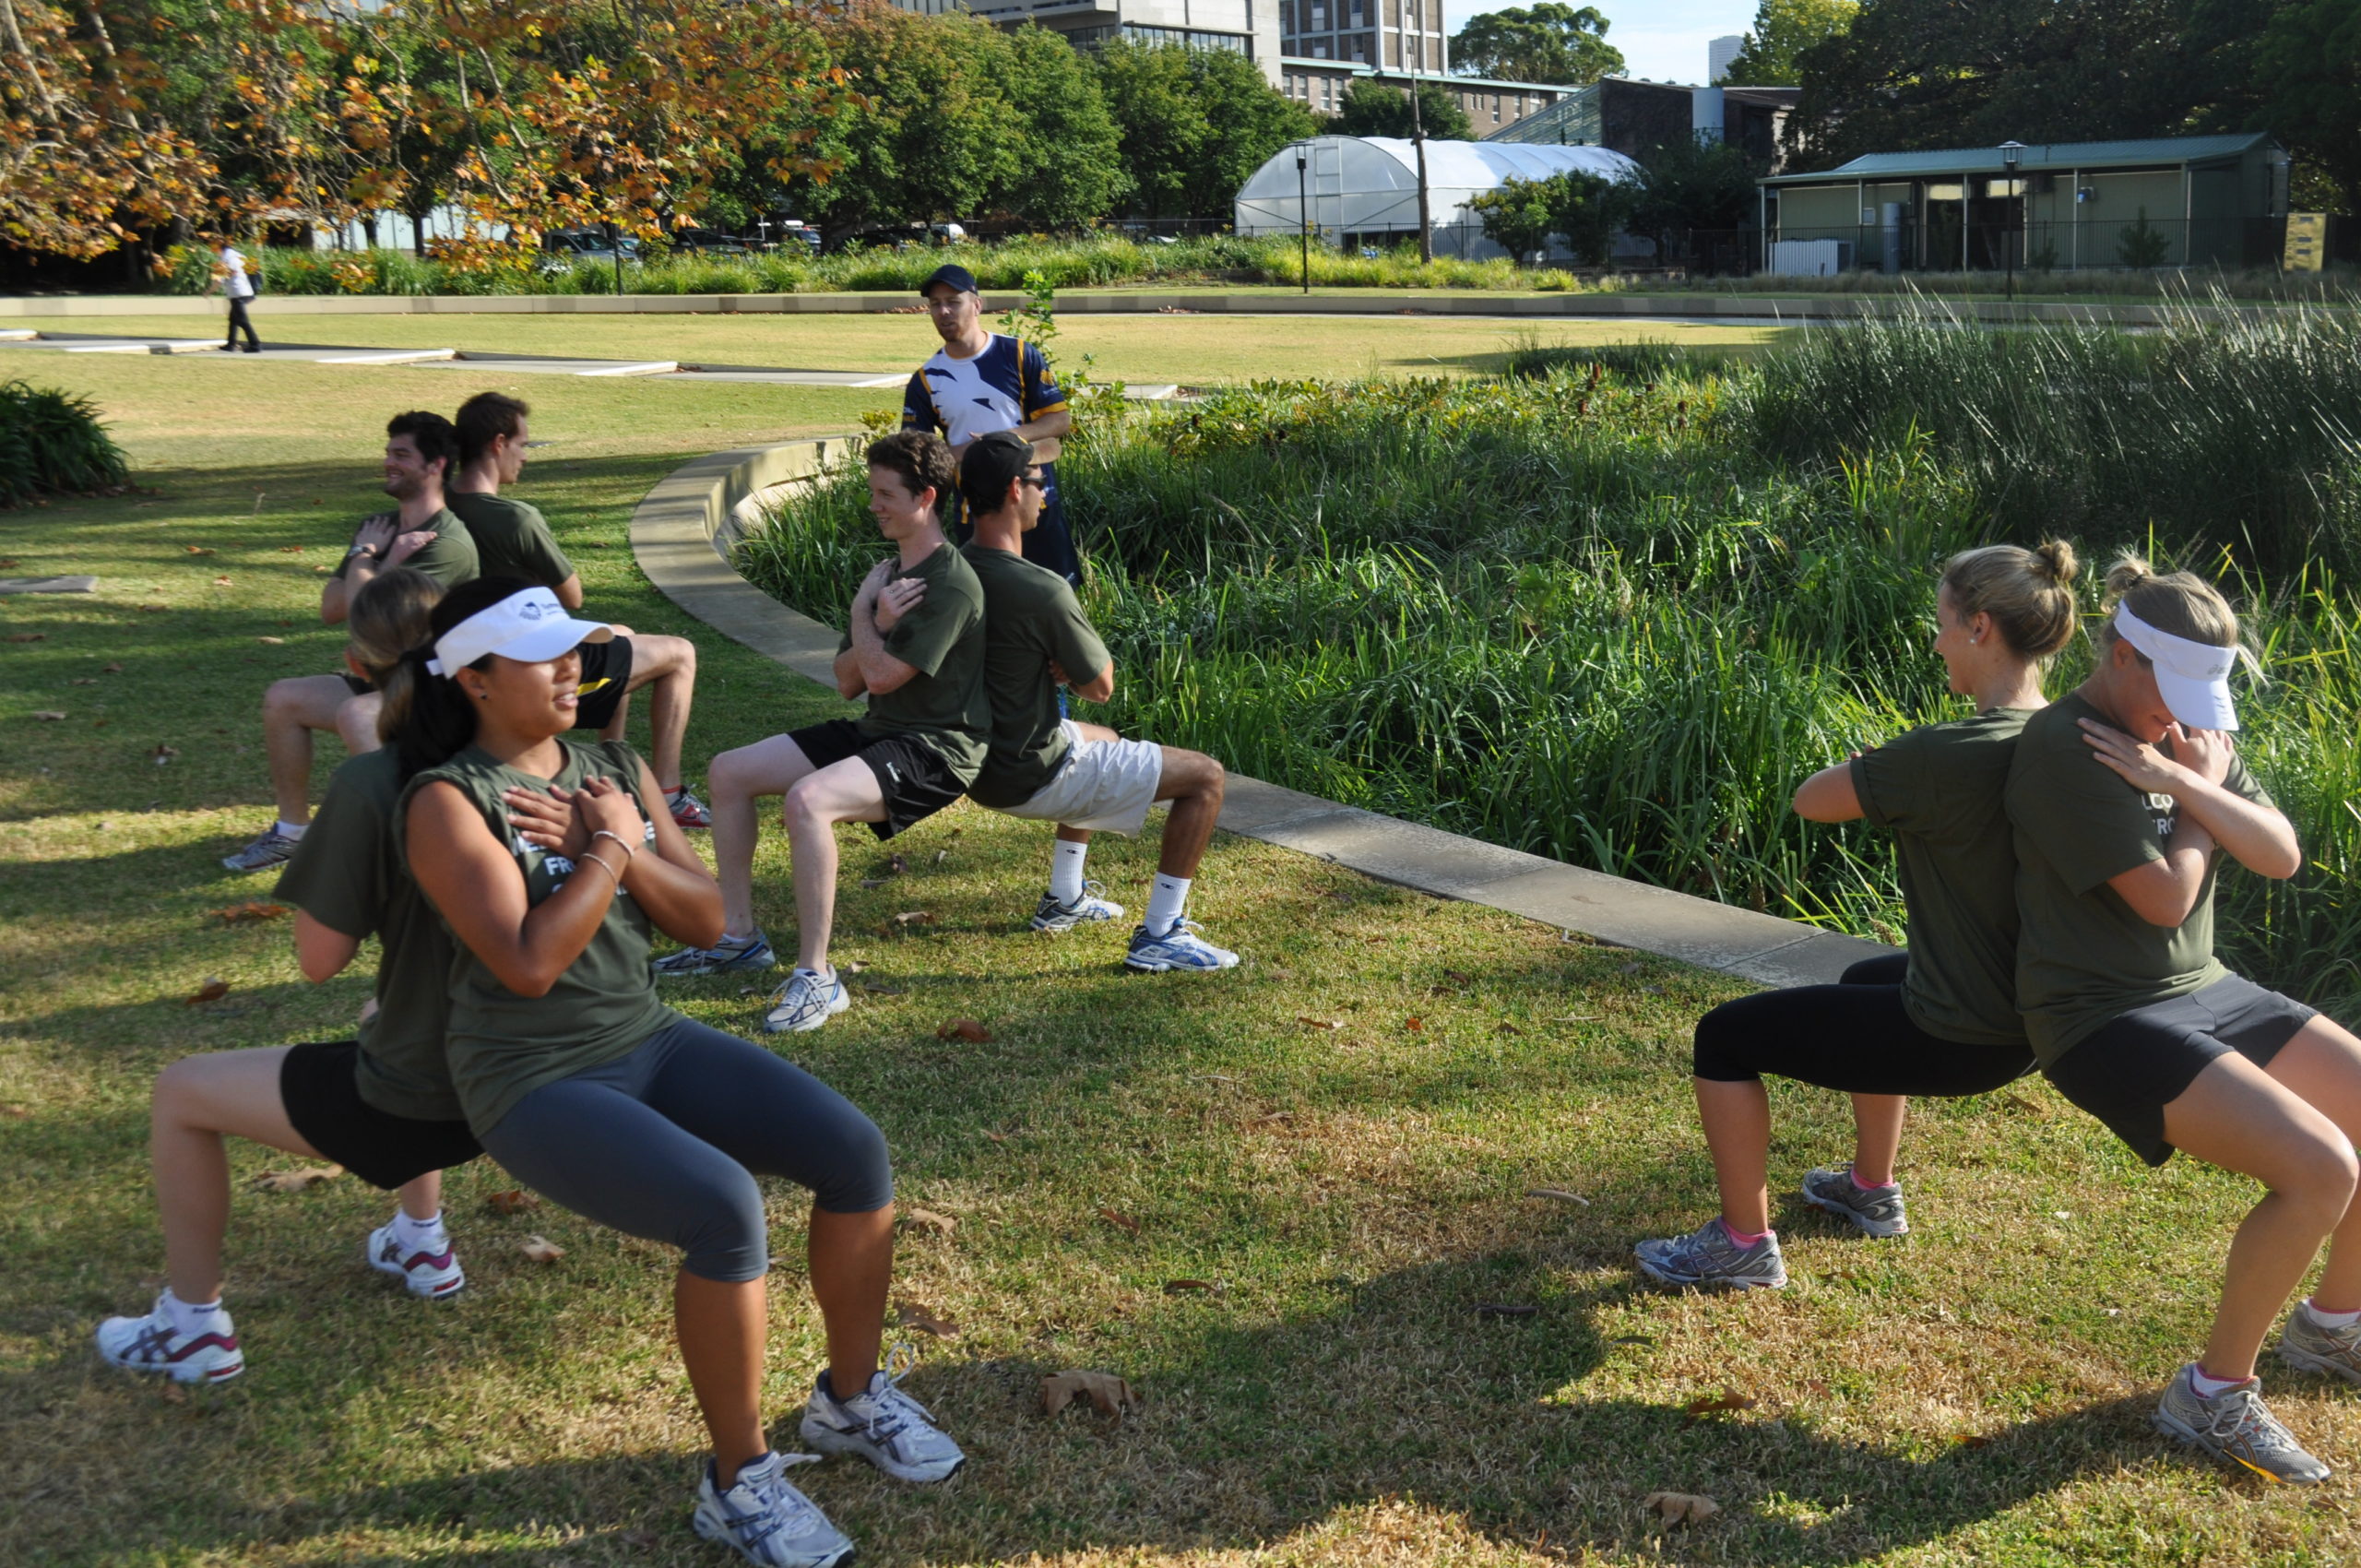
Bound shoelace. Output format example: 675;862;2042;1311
770;970;834;1012
845;1343;938;1447
722;1455;824;1549
2201;1384;2303;1455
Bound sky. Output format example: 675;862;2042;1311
1441;0;1759;86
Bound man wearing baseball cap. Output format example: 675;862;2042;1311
903;263;1081;584
957;431;1240;973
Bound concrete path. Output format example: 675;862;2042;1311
631;437;1893;989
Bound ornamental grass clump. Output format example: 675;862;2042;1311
0;379;129;506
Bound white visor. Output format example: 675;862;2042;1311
2114;603;2238;732
426;587;611;677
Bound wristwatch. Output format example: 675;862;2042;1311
347;542;382;561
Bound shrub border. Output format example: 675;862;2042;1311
629;438;1894;987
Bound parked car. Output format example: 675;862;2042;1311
670;227;752;256
540;230;644;271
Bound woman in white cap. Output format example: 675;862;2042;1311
2007;553;2361;1485
384;578;959;1568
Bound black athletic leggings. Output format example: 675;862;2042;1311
480;1016;893;1284
1691;954;2035;1096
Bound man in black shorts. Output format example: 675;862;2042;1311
656;431;989;1036
446;391;709;826
225;411;478;873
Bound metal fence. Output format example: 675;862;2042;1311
1764;216;2301;276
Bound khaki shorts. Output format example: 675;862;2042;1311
993;722;1165;834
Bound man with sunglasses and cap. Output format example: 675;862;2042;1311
903;263;1080;585
956;430;1239;972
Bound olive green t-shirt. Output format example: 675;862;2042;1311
2005;692;2275;1067
272;747;462;1122
331;507;480;589
397;737;678;1136
445;491;574;588
834;542;990;781
1846;708;2033;1047
962;543;1112;809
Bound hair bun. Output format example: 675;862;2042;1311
2104;552;2154;600
2035;539;2080;588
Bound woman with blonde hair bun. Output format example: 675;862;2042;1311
1637;540;2077;1291
2006;552;2361;1484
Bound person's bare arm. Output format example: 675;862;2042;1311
2082;719;2300;879
405;779;628;998
1792;759;1865;823
293;911;364;982
552;573;585;611
1014;408;1072;444
1051;657;1115;705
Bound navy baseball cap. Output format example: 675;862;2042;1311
920;264;979;296
958;430;1037;510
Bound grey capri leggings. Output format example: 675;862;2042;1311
479;1016;893;1283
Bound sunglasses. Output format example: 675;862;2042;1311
1019;472;1047;490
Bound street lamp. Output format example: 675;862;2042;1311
1295;142;1311;296
1999;141;2025;303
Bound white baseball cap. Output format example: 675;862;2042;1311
426;586;611;677
2114;602;2239;732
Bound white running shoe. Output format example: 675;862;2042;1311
368;1220;467;1300
691;1451;852;1568
1030;882;1125;932
94;1295;244;1384
764;967;849;1034
1123;919;1239;972
799;1351;967;1483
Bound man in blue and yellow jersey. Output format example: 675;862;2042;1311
902;263;1079;583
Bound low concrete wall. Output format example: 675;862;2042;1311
632;438;1893;987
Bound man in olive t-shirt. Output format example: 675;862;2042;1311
226;411;478;873
658;431;989;1037
955;431;1238;973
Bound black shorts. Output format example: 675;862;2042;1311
789;719;964;841
572;636;635;733
2044;974;2319;1167
279;1040;482;1190
338;671;374;697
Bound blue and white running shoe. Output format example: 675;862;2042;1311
1123;919;1239;973
764;967;849;1034
692;1451;852;1568
654;932;777;978
1030;882;1126;932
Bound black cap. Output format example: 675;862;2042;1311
957;429;1035;512
920;264;979;297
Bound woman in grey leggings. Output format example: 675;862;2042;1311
386;577;958;1568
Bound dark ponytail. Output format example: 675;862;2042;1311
383;576;539;778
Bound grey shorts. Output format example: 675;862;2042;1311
2044;974;2319;1166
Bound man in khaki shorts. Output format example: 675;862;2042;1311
956;430;1237;972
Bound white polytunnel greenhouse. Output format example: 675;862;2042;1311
1234;137;1644;262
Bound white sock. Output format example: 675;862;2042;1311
1050;839;1089;903
2304;1299;2361;1331
392;1208;446;1251
275;819;308;840
1144;873;1192;936
2188;1363;2254;1399
161;1287;225;1338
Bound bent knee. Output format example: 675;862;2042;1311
676;1169;771;1282
812;1113;895;1215
1690;1005;1757;1082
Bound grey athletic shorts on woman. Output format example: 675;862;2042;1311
478;1016;894;1283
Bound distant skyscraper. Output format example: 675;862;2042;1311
1708;33;1744;83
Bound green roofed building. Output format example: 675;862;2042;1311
1757;133;2290;275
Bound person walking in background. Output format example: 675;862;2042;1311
903;263;1079;584
216;241;261;353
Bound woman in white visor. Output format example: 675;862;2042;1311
2005;553;2361;1484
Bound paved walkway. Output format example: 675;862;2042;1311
630;438;1894;989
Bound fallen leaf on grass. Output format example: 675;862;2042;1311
895;1303;960;1337
1404;1017;1423;1031
252;1165;342;1193
158;1382;187;1405
0;1103;30;1119
883;909;935;932
520;1235;566;1263
1642;1491;1719;1526
1042;1370;1142;1420
1526;1187;1591;1206
185;977;231;1004
1163;1278;1222;1295
1951;1432;1993;1449
486;1189;541;1216
1298;1016;1341;1030
212;576;232;587
184;545;214;555
102;662;122;672
279;544;306;553
1494;1022;1524;1036
936;1017;991;1042
255;636;285;646
31;709;65;720
6;633;46;643
903;1206;956;1236
1097;1206;1141;1236
1684;1390;1758;1419
210;901;288;925
1476;1301;1538;1318
139;602;171;611
151;744;178;765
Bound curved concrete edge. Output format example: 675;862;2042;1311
630;440;1894;988
2;289;2307;329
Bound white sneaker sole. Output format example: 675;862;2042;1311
765;986;851;1034
692;1502;856;1567
1631;1251;1787;1291
798;1414;967;1483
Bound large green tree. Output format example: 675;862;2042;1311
2256;0;2361;213
1721;0;1857;86
1448;4;1622;86
1092;41;1313;219
1326;78;1474;141
1003;25;1129;227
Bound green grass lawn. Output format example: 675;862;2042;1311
8;311;1786;386
5;352;2360;1565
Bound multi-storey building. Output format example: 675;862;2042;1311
894;0;1286;84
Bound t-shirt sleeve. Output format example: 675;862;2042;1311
1849;730;1932;834
403;527;479;589
882;573;977;678
2011;723;2166;896
275;777;386;940
515;505;575;585
1020;341;1067;418
902;370;941;433
1046;582;1110;688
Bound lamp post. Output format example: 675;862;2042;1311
1407;0;1432;263
1294;143;1312;294
1999;140;2024;303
